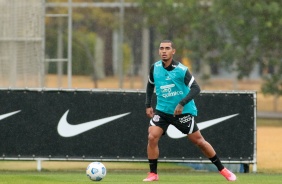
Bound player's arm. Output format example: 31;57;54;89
174;70;201;116
179;70;201;106
145;65;155;118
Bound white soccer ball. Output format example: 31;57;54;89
86;162;107;181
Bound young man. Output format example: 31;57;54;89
143;40;236;182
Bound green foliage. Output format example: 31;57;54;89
45;26;96;75
72;31;96;75
138;0;282;97
45;1;116;76
261;59;282;96
45;0;282;97
122;43;132;75
213;0;282;78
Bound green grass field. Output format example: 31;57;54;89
0;161;282;184
0;171;282;184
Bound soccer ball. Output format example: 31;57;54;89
86;162;107;181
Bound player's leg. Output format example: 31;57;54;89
188;130;236;181
188;130;216;158
143;125;163;181
147;125;163;160
144;111;170;182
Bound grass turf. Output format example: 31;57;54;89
0;171;282;184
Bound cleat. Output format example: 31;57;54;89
143;172;159;182
220;168;237;181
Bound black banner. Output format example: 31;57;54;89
0;89;256;162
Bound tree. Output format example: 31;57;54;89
138;0;222;78
138;0;282;103
213;0;282;109
45;0;117;77
46;0;142;79
261;59;282;111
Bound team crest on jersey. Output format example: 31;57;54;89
153;115;160;122
165;76;171;80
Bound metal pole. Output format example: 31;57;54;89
67;0;72;88
118;0;124;88
142;20;150;89
41;0;46;87
253;92;257;173
57;17;63;87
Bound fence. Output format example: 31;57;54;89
0;0;44;88
0;89;257;172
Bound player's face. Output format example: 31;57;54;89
159;42;175;62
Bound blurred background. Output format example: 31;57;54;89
0;0;281;113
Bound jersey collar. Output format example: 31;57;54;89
162;59;179;71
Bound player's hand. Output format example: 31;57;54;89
146;107;154;118
173;104;183;117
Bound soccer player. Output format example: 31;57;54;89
143;40;236;182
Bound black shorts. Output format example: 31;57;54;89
150;110;199;135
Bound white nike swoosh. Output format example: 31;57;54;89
0;110;21;121
167;114;239;139
57;110;131;137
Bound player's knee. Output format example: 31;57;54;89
148;134;155;141
193;139;206;148
148;133;158;143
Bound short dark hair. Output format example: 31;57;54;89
160;40;175;48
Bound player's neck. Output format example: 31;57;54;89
162;59;173;68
